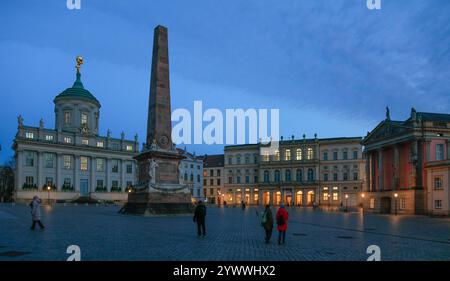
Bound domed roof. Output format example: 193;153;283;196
54;72;100;106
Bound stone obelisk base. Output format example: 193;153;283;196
122;184;194;215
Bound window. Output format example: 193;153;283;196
263;171;270;183
112;143;120;150
80;156;88;171
307;148;314;160
333;151;338;160
353;173;358;181
210;179;214;186
307;168;314;181
126;181;132;188
64;137;72;144
434;177;443;189
25;176;34;185
210;188;214;195
333;186;338;190
323;152;328;161
112;159;119;173
254;155;258;164
436;144;445;161
353;151;358;159
184;173;188;181
190;173;194;182
254;176;258;183
285;170;291;182
323;192;329;201
343;151;348;160
82;139;89;145
81;112;88;125
217;179;221;186
112;180;119;188
96;158;105;172
245;155;249;164
263;152;269;162
285;149;291;161
400;198;406;210
435;200;442;209
323;187;329;191
126;163;133;174
228;158;232;165
296;169;302;182
64;111;71;125
45;177;53;186
203;179;207;186
63;155;72;169
64;178;71;188
97;141;104;148
296;149;302;160
274;170;280;182
245;175;250;184
369;198;375;209
210;170;214;177
25;151;34;166
333;193;338;201
217;169;221;176
97;180;104;188
343;173;348;181
228;177;233;184
274;150;280;161
323;174;328;181
190;164;194;169
45;135;54;141
25;132;34;139
236;176;241;184
44;153;54;168
333;173;338;181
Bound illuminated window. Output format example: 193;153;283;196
82;139;89;145
81;112;88;125
80;157;88;171
63;155;71;169
400;198;406;210
64;111;71;125
45;135;54;141
97;141;104;148
369;198;375;209
126;144;133;151
263;152;270;162
296;148;302;160
64;137;72;144
25;132;34;139
274;150;280;161
333;192;338;201
285;149;291;161
307;148;314;159
323;192;329;201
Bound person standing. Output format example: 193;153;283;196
193;200;207;237
261;205;274;243
30;196;44;230
276;203;289;245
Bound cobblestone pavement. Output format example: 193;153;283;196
0;204;449;261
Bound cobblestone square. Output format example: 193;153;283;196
0;204;449;261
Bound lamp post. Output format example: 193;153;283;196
47;185;51;205
394;193;398;215
361;193;365;214
327;193;331;211
345;194;349;212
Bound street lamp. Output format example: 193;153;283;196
394;193;398;215
47;185;51;205
345;194;349;212
361;193;365;214
327;193;331;210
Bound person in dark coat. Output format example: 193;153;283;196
261;204;274;243
30;196;44;230
193;200;207;237
276;203;289;245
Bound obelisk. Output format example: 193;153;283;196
122;25;193;215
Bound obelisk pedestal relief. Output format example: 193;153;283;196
122;25;193;215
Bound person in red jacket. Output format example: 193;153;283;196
276;203;289;245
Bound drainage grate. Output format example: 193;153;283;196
293;233;307;236
0;251;31;257
336;236;354;239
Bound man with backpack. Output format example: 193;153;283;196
261;204;274;243
193;200;207;237
276;203;289;245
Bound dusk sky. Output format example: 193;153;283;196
1;0;449;163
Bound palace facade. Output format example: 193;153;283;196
13;63;138;203
362;108;450;215
221;136;365;208
200;154;225;204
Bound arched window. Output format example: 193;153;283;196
307;168;314;181
190;173;194;182
264;170;270;183
285;170;291;182
184;172;188;181
296;148;302;160
275;170;281;182
197;174;200;182
296;169;303;182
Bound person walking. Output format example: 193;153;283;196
261;205;274;243
276;203;289;245
193;200;207;237
29;196;44;230
241;200;246;210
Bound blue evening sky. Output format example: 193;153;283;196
1;0;449;163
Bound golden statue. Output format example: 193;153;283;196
76;56;83;73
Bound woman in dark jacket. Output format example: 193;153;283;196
261;205;274;243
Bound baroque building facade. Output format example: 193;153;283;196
13;60;138;202
221;136;365;207
200;154;225;204
178;148;204;202
362;108;450;215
